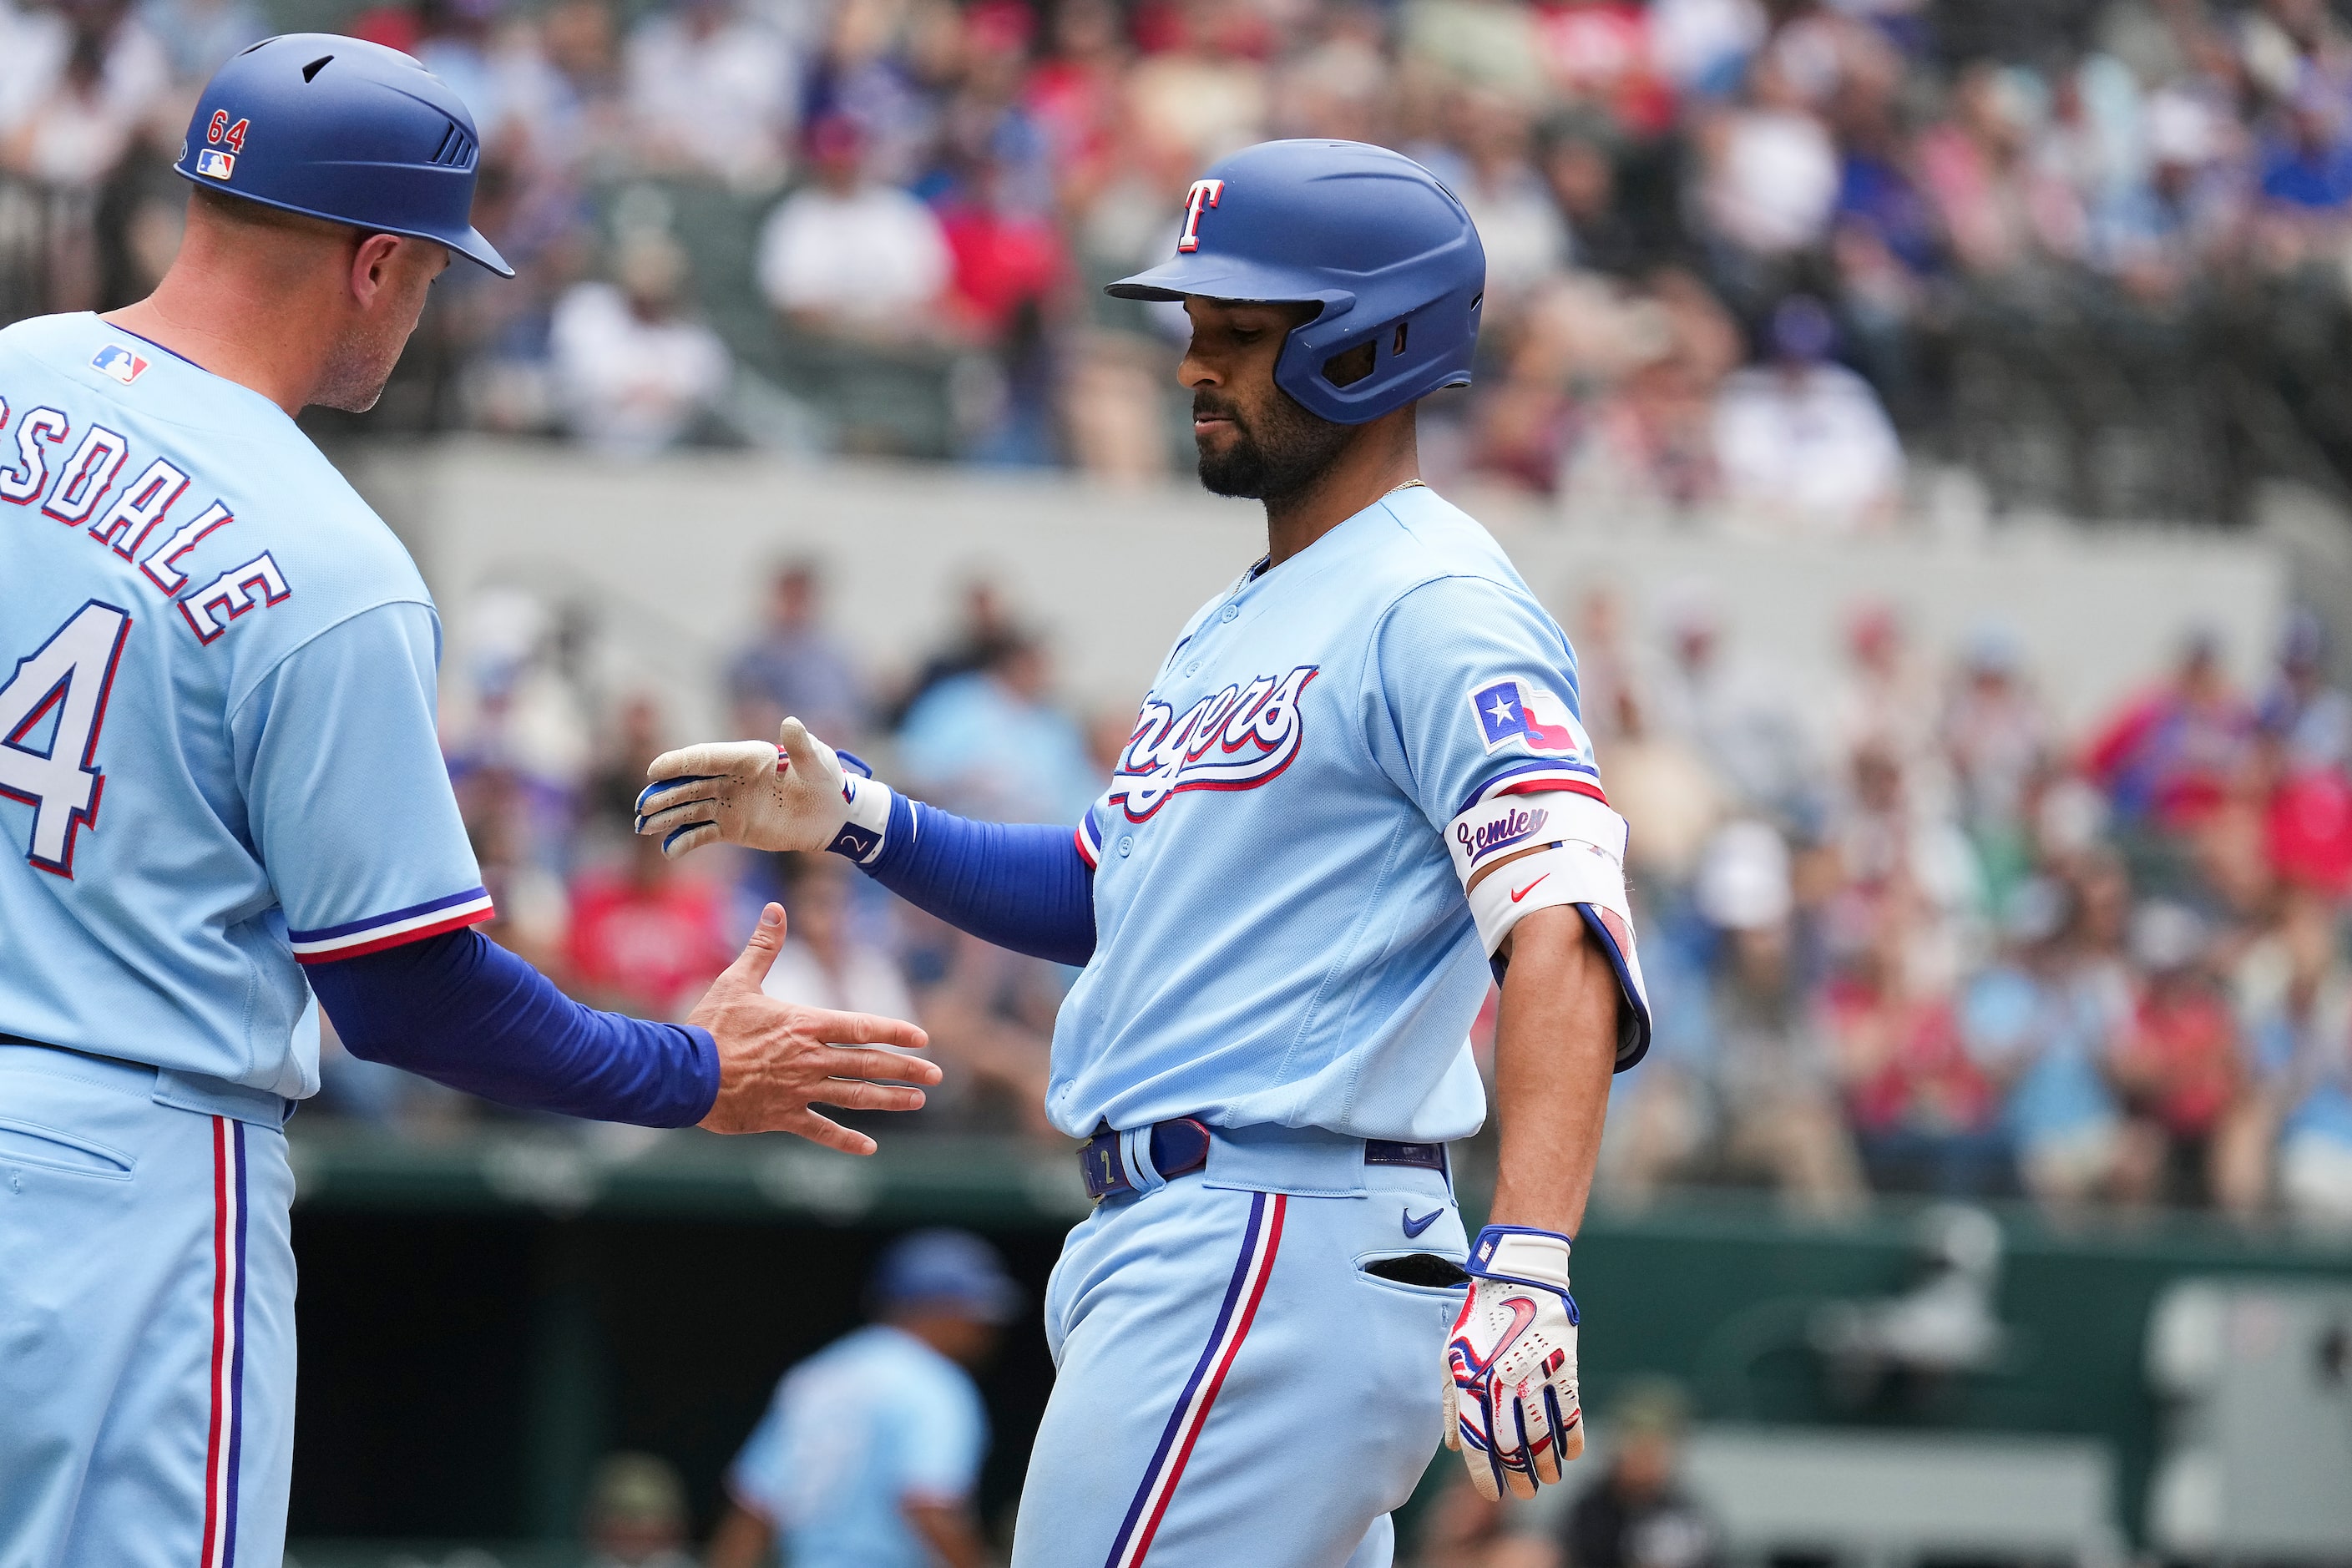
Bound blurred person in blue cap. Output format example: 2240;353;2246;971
707;1229;1021;1568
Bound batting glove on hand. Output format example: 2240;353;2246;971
1444;1224;1584;1502
635;718;890;861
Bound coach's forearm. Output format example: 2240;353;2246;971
1486;906;1618;1235
310;928;721;1125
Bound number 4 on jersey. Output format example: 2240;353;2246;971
0;602;131;877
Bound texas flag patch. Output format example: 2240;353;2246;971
1470;678;1591;758
90;344;149;384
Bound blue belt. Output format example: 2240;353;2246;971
1080;1117;1446;1202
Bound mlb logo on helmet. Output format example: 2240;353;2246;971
195;148;236;180
1176;178;1224;253
1470;678;1587;757
90;345;149;385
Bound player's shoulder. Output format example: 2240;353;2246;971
1355;484;1547;622
801;1324;967;1400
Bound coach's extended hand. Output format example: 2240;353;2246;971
635;717;856;857
690;902;938;1153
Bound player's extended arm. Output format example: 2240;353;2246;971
636;719;1096;967
1439;790;1645;1505
311;903;940;1149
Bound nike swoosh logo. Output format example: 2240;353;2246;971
1403;1206;1444;1238
1479;1296;1541;1372
1510;874;1550;903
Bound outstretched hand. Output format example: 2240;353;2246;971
689;903;939;1153
635;717;857;858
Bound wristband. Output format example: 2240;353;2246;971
825;749;893;865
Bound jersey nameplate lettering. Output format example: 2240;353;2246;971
1;393;278;643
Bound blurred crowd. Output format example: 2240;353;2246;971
13;0;2352;513
1591;588;2352;1227
303;548;2352;1231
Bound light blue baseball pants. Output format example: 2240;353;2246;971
0;1043;296;1568
1012;1125;1471;1568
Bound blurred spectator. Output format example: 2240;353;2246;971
1828;918;2004;1197
2256;80;2352;224
726;559;869;745
515;0;632;175
584;1452;697;1568
903;912;1061;1138
138;0;262;84
456;761;574;974
1960;876;2133;1206
1601;685;1725;894
622;0;798;188
1701;821;1867;1212
2258;609;2352;774
892;578;1021;726
2111;901;2240;1206
1697;53;1840;272
1540;115;1646;276
566;832;736;1019
761;854;918;1020
898;631;1098;824
757;112;953;341
1646;588;1817;822
1823;738;1984;998
1613;821;1865;1213
1828;604;1939;780
2230;888;2352;1225
1557;1380;1722;1568
2259;610;2352;897
0;0;170;190
1711;296;1904;534
707;1230;1015;1568
2083;629;2256;837
580;691;670;864
1915;62;2069;278
548;230;732;455
1940;625;2051;900
1441;92;1571;305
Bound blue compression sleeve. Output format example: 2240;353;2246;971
858;793;1097;967
309;928;721;1127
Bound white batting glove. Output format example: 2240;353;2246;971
1444;1224;1585;1501
635;718;893;862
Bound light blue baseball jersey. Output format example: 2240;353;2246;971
0;313;491;1097
1056;483;1644;1143
729;1323;989;1565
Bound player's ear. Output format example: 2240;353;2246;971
346;232;405;308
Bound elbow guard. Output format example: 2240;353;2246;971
1447;790;1653;1068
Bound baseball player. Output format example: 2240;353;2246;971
0;36;935;1568
709;1229;1020;1568
637;140;1651;1565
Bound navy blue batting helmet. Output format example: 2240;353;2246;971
175;34;513;277
1107;140;1485;425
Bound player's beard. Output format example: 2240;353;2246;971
1194;387;1354;504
